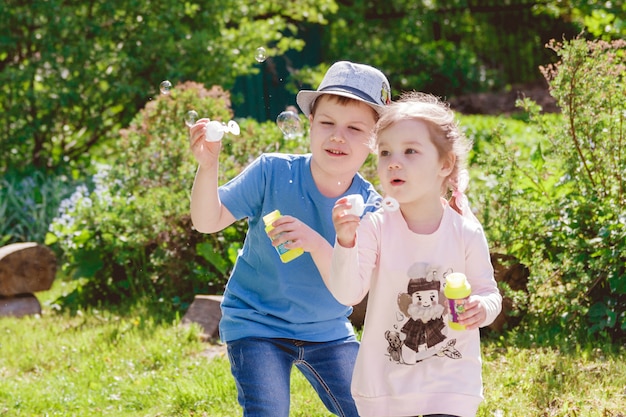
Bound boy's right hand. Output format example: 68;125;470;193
332;197;360;248
189;118;221;168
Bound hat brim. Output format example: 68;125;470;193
296;90;385;117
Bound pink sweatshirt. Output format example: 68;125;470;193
329;201;502;417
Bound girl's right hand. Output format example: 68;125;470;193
189;118;222;168
332;197;361;248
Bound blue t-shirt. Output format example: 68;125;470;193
218;153;380;342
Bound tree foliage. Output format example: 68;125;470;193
540;0;626;40
0;0;336;173
4;0;615;175
313;0;581;97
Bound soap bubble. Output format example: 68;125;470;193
276;111;302;140
255;47;267;63
185;110;199;127
159;80;172;94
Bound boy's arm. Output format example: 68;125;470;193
189;120;236;233
190;164;236;233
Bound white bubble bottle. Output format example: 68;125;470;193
444;272;472;330
263;210;304;263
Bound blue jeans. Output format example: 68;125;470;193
226;336;360;417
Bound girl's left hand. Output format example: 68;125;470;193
457;296;487;330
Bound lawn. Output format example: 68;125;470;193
1;279;624;417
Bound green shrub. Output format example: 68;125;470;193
0;169;81;245
46;82;315;309
470;37;626;344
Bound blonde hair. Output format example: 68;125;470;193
373;91;473;211
311;94;380;121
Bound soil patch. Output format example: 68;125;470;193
449;80;559;115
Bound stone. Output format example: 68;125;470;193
182;295;223;340
0;242;57;296
0;294;41;317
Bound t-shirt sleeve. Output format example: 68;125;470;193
218;155;267;220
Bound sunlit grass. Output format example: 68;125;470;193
1;280;624;416
480;341;626;416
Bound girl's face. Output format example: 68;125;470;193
308;96;377;194
376;119;452;205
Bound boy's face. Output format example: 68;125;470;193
308;96;377;194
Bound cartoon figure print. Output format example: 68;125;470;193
384;263;461;364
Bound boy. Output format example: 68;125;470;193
188;61;392;417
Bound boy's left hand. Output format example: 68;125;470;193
266;215;326;255
457;296;487;330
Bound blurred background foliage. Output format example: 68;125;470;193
0;0;624;344
3;0;624;174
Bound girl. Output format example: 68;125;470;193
327;91;502;417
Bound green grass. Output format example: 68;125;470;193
481;342;625;416
1;280;625;416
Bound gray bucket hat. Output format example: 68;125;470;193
296;61;392;116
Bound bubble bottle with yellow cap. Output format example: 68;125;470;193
263;210;304;263
444;272;472;330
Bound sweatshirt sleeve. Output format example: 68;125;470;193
328;214;380;306
464;222;503;327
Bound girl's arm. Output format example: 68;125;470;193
326;202;378;306
460;226;503;329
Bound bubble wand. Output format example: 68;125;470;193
343;194;400;217
204;119;241;142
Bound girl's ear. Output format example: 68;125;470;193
440;153;455;177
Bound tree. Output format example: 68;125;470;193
317;0;581;97
538;0;626;40
0;0;337;173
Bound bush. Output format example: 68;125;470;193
471;37;626;344
46;82;315;309
0;168;81;246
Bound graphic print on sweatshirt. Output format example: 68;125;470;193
384;263;462;364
